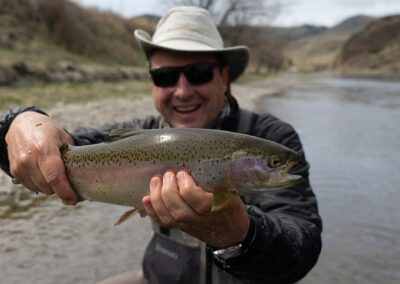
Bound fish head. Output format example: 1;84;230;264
228;145;302;193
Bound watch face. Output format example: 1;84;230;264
213;244;243;260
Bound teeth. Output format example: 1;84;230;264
174;105;199;113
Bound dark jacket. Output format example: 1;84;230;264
0;98;322;283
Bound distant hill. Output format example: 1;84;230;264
334;15;400;77
126;15;159;35
284;15;376;71
1;0;398;80
0;0;157;67
0;0;161;84
268;24;328;42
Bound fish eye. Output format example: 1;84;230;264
268;155;282;168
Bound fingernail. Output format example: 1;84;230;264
164;172;174;182
150;177;159;189
177;171;186;182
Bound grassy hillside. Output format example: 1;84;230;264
334;15;400;78
0;0;157;66
0;80;151;111
284;15;375;71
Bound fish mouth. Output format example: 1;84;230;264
274;160;303;186
277;173;303;187
173;104;201;114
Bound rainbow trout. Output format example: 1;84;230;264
61;128;302;225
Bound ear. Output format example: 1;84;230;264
221;66;230;92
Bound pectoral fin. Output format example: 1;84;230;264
114;208;147;227
231;149;249;159
212;187;236;212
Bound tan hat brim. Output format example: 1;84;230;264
134;29;249;82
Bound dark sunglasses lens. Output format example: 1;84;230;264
150;68;180;87
185;63;216;85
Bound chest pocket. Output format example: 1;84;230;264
143;233;201;284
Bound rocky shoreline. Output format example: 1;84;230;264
0;61;148;85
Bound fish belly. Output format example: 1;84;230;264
68;163;165;208
67;159;229;208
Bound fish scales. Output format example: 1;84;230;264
61;128;302;223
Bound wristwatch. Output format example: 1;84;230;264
213;243;244;261
213;216;256;261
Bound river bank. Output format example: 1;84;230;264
0;75;290;284
2;73;399;284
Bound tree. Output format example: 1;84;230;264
160;0;288;74
161;0;281;27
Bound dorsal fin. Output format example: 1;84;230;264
105;128;142;143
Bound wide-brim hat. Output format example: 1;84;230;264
134;6;249;82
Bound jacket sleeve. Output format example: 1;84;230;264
0;106;48;176
70;116;160;145
213;113;322;283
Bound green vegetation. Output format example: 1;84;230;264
0;80;151;111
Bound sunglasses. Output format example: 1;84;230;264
149;62;219;87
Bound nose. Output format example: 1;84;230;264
174;73;194;100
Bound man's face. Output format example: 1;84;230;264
150;50;229;128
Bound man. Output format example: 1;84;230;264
0;6;322;284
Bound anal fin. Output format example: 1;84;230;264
114;207;147;227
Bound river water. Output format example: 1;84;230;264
1;74;399;283
251;74;400;284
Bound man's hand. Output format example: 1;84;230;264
142;171;250;248
6;111;79;205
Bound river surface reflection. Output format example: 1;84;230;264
1;74;399;283
251;74;400;284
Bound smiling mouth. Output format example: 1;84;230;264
173;104;201;113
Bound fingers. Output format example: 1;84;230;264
10;147;78;204
142;171;249;247
143;171;214;229
177;171;213;215
161;172;195;222
142;194;162;224
6;112;78;204
146;175;177;227
38;151;79;205
9;149;52;194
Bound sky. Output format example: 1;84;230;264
72;0;400;27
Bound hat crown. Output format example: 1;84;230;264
152;6;223;51
134;6;249;82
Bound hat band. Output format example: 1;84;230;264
153;38;220;52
